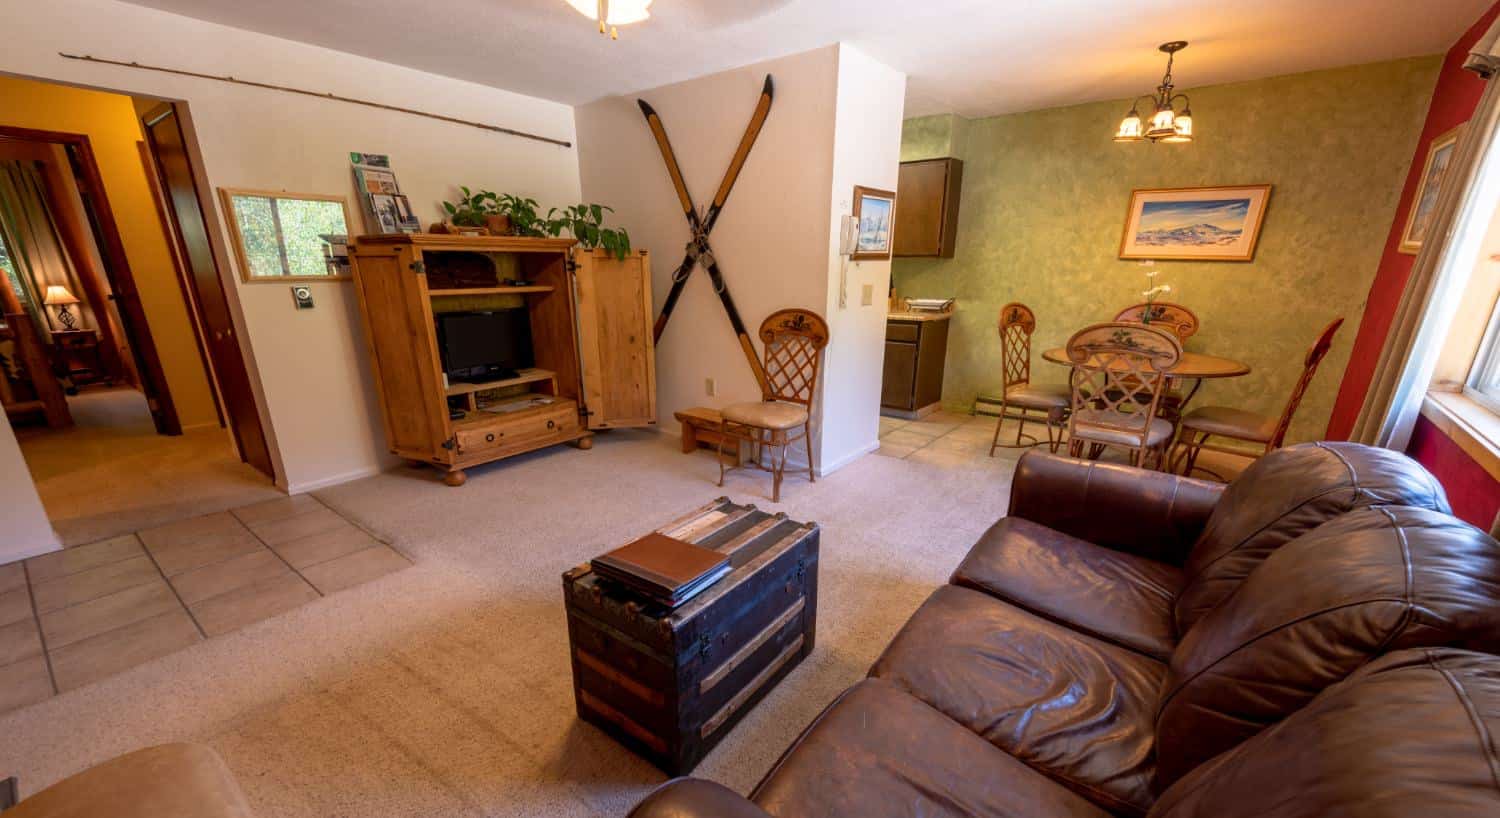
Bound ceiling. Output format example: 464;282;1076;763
120;0;1490;118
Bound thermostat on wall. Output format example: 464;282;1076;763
291;286;314;310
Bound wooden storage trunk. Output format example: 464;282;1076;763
562;498;819;774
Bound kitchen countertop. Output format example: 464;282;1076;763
887;311;953;322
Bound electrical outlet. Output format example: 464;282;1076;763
705;377;717;397
861;284;874;306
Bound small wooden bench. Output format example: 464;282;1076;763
674;407;742;465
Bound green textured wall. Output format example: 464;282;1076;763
894;57;1441;445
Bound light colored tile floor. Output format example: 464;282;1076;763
876;409;1256;479
0;494;411;715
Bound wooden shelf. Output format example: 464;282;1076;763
444;368;555;397
429;285;554;297
355;234;577;253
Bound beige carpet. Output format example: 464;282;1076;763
15;388;282;546
0;426;1021;817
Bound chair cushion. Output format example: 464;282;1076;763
1072;409;1173;448
1179;405;1274;442
721;400;809;430
752;678;1113;818
952;517;1181;660
869;585;1164;817
1155;506;1500;790
1173;442;1450;634
1148;648;1500;818
10;743;255;818
1005;383;1070;410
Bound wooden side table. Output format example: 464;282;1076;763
50;329;111;387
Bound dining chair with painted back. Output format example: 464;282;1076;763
1113;302;1200;343
989;302;1070;456
1065;322;1183;469
718;309;829;502
1172;318;1344;478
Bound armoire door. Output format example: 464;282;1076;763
571;248;656;429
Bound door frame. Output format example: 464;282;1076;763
0;123;184;434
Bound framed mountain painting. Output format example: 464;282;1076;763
1119;185;1272;261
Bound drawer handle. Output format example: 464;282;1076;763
485;433;497;442
547;420;556;429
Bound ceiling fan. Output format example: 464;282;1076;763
564;0;653;39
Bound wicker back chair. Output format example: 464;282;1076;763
718;309;830;502
989;303;1069;455
1065;322;1183;469
1174;318;1344;477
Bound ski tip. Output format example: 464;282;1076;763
761;75;774;98
637;98;657;117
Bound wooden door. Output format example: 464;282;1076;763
571;248;656;429
348;243;449;462
142;105;274;479
881;340;918;410
893;158;962;258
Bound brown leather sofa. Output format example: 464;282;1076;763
628;442;1500;818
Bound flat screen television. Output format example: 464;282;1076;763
436;309;535;383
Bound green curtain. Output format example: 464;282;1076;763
0;159;90;337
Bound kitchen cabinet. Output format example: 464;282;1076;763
880;314;951;418
894;158;963;258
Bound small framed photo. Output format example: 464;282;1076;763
391;194;421;233
851;185;896;261
1119;185;1272;262
1399;123;1465;255
369;193;400;234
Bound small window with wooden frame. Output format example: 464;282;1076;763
218;188;354;282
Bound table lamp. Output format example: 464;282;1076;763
43;285;80;330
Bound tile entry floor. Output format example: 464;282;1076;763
876;409;1257;477
0;494;409;716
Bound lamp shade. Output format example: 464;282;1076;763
1114;110;1144;142
43;285;79;306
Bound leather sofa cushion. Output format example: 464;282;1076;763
869;585;1164;817
1148;648;1500;818
952;517;1182;660
752;678;1113;818
1173;441;1449;634
1155;506;1500;790
9;743;255;818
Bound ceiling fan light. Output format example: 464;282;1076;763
564;0;651;26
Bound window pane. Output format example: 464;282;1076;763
231;195;288;278
229;193;348;279
275;198;349;277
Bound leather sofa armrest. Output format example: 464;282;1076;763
1008;451;1225;565
627;778;772;818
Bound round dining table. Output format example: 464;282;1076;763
1040;347;1251;408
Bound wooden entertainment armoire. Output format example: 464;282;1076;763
349;235;656;486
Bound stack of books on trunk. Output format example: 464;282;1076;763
591;532;731;608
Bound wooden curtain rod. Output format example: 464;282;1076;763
57;52;573;148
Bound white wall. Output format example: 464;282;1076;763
820;46;907;472
576;47;840;449
576;44;905;478
0;0;582;495
0;419;61;564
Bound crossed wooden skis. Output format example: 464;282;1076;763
638;75;774;396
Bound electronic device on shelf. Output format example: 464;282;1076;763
435;308;535;383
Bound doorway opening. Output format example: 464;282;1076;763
0;76;277;545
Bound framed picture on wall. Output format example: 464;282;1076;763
1398;123;1465;255
851;185;896;261
1119;184;1273;262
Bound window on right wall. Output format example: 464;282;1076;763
1470;303;1500;414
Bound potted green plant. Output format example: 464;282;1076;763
494;194;548;237
545;203;632;260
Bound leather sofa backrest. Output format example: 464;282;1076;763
1155;506;1500;790
1148;648;1500;818
1173;442;1448;634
